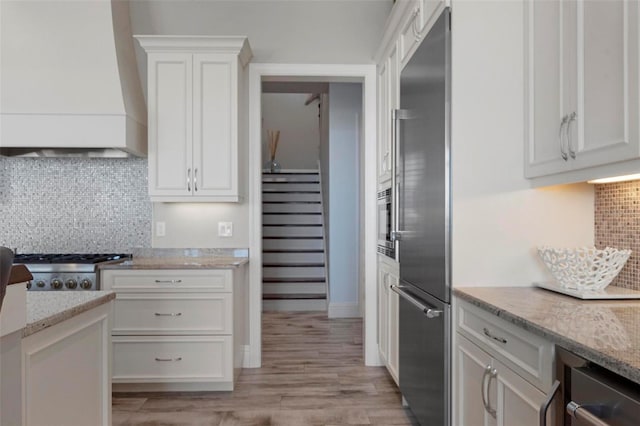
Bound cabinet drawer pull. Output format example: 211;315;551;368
566;112;577;159
194;168;198;192
154;279;182;284
559;115;569;161
567;401;610;426
154;312;182;317
483;327;507;344
481;365;497;418
187;168;192;192
539;380;561;426
154;357;182;362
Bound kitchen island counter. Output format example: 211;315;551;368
100;248;249;270
24;290;115;337
454;286;640;384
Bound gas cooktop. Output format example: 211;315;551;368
14;253;130;264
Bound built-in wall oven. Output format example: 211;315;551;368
554;347;640;426
377;187;395;259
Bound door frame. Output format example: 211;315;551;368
246;63;380;367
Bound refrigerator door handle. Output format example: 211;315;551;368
390;285;443;318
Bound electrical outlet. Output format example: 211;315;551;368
156;221;166;237
218;222;233;237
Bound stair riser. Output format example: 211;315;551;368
262;203;322;213
262;252;324;263
262;299;327;312
263;193;321;202
263;226;323;237
262;239;324;250
262;282;326;294
262;174;319;183
263;183;320;192
262;214;322;225
263;266;325;278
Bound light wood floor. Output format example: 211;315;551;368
113;312;417;425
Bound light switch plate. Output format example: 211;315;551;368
155;221;166;237
218;222;233;237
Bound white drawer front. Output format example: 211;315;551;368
113;336;232;383
113;294;232;335
456;299;553;391
102;269;232;292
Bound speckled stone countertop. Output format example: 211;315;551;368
24;291;115;337
100;248;249;270
454;287;640;384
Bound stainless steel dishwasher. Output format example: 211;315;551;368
555;347;640;426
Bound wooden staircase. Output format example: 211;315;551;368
262;171;328;311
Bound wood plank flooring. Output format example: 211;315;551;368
113;312;417;425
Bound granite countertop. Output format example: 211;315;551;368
24;291;115;337
100;248;249;270
454;287;640;384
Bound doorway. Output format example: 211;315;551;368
246;64;378;368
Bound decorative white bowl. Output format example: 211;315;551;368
537;246;632;291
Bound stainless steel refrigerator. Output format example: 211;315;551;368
390;7;451;426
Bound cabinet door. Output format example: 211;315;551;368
193;54;238;199
571;1;640;169
377;265;389;363
377;60;391;185
492;357;548;426
455;334;494;426
387;270;399;384
524;0;574;178
148;53;193;197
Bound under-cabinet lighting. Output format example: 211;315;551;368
587;174;640;184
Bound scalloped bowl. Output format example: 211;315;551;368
537;246;632;291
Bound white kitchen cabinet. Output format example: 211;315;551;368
454;298;555;426
524;0;640;181
21;302;112;426
377;45;399;187
377;256;399;385
136;36;252;202
101;267;247;391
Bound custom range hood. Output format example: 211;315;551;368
0;0;147;157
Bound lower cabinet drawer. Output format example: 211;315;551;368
456;299;554;391
112;336;232;383
113;294;232;335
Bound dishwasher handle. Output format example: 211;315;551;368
567;401;611;426
390;285;443;318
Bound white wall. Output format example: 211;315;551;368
450;0;594;287
327;83;362;314
261;93;319;169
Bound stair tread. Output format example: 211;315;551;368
262;190;320;194
263;263;325;267
263;224;322;227
263;293;326;300
262;201;321;204
262;181;320;184
263;212;322;215
263;277;326;283
263;236;323;240
262;172;319;175
263;249;324;253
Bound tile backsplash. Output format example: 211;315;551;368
0;157;151;253
594;180;640;290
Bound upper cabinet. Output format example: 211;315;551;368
525;1;640;182
375;0;447;188
136;36;252;202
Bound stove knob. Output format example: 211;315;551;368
80;279;92;290
65;279;78;289
51;279;63;290
26;281;32;290
36;280;46;288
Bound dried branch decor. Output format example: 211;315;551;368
267;130;280;161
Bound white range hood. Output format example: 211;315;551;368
0;0;147;157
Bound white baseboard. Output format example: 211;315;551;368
328;302;361;318
243;345;259;368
